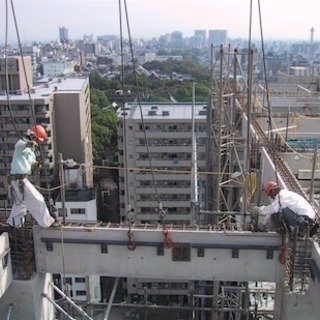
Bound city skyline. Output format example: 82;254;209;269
0;0;319;43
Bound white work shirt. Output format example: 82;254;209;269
260;189;316;220
10;139;36;175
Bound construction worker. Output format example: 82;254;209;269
251;180;319;236
7;125;56;228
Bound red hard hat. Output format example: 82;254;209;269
30;125;47;141
264;181;279;196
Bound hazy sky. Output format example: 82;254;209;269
1;0;319;43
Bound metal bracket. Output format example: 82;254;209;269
101;243;108;254
157;243;164;256
46;241;53;252
197;247;205;257
232;248;239;258
2;253;9;268
172;243;191;261
266;249;274;259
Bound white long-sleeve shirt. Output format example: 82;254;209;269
10;139;36;175
259;189;316;220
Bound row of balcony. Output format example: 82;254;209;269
133;130;207;139
0;108;50;117
119;199;193;208
125;145;206;153
119;173;191;180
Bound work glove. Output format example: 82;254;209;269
249;205;260;217
27;140;38;148
32;161;42;172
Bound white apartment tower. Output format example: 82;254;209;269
118;102;207;225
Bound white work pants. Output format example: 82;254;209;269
7;178;54;228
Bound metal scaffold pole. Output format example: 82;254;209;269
103;277;120;320
51;282;93;320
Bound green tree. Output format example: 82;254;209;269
90;88;118;164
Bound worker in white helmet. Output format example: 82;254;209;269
7;125;57;228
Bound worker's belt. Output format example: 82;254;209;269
300;215;315;225
10;174;27;180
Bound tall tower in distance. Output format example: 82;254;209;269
310;27;315;43
59;26;69;44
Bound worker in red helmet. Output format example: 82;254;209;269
6;125;57;228
251;180;319;236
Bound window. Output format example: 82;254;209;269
70;208;86;215
76;290;87;296
75;277;86;283
35;104;49;113
58;208;67;217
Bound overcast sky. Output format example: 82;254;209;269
1;0;319;43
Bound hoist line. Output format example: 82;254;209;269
257;0;284;217
3;0;25;142
122;0;162;211
118;0;131;209
5;2;60;280
257;0;277;171
257;4;289;305
7;0;53;199
6;0;53;207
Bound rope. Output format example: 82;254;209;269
122;0;162;209
3;0;26;142
118;0;131;210
5;0;54;212
33;163;240;194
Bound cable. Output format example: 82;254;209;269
118;0;130;210
34;162;235;194
121;0;164;221
7;0;54;212
3;0;26;142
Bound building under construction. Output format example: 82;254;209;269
1;45;320;320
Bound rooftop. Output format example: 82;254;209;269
121;102;208;120
0;77;88;101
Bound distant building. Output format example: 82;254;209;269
136;52;183;64
41;57;76;77
84;42;98;57
0;56;32;92
59;26;69;44
193;29;207;47
208;29;228;46
171;31;184;47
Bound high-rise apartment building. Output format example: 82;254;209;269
0;56;93;207
117;102;208;310
117;102;207;225
0;56;32;92
208;29;228;46
59;26;69;44
194;29;207;47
